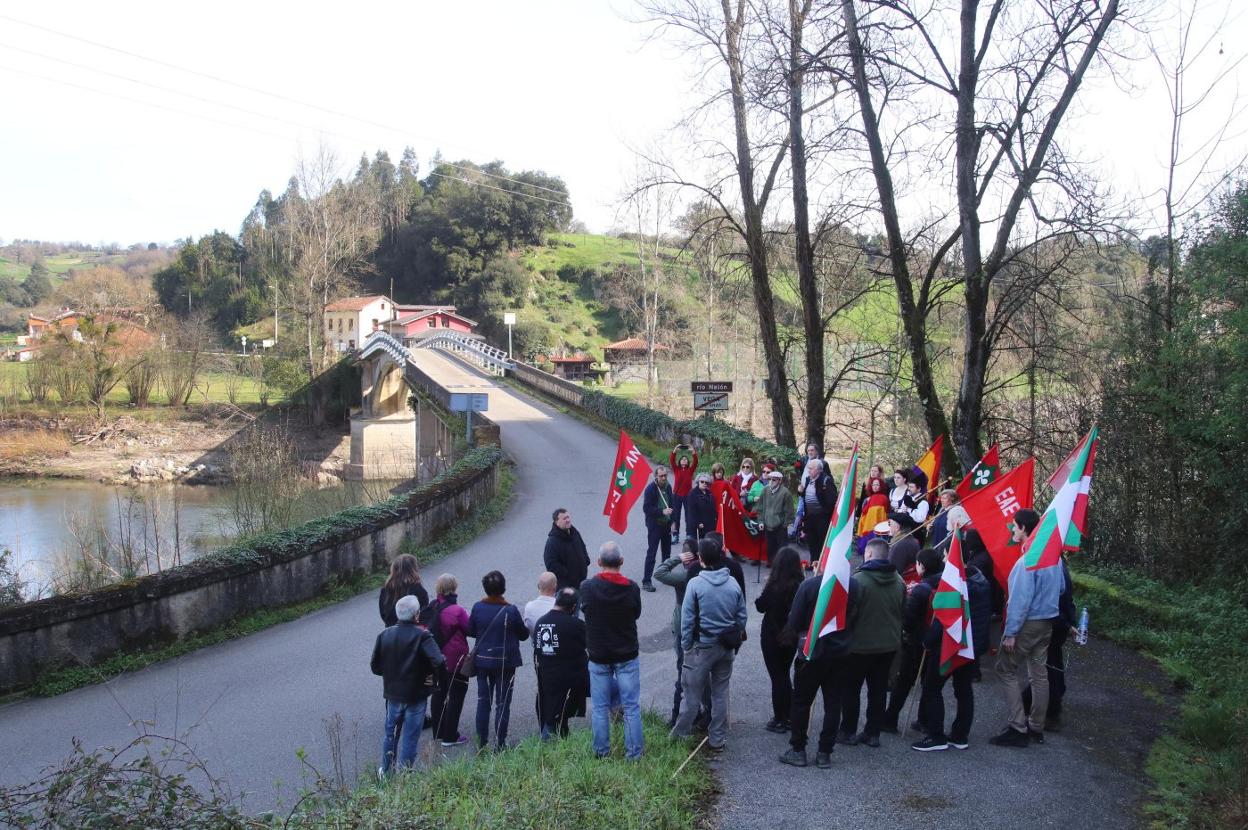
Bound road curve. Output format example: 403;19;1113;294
0;353;1157;827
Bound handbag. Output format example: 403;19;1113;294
458;602;507;678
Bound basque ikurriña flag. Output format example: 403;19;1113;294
802;444;859;658
956;443;1000;500
932;531;975;675
1023;426;1098;570
602;430;652;534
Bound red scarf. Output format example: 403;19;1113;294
597;572;631;585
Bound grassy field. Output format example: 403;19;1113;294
0;361;283;412
0;251;123;284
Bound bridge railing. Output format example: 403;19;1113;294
411;330;513;375
358;330;453;409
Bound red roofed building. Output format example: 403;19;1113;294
323;296;479;352
547;353;605;382
604;336;669;384
385;307;477;343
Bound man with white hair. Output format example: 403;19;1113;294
371;594;446;774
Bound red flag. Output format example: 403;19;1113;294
933;532;975;675
602;431;652;534
959;458;1035;592
956;443;1000;500
717;485;766;562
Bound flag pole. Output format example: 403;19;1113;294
901;649;928;740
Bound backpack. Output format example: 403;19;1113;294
417;597;448;646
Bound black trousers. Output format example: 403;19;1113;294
765;527;788;566
918;652;975;742
429;670;469;742
804;513;831;563
761;638;796;723
884;639;924;727
644;524;671;583
840;651;895;737
788;655;847;754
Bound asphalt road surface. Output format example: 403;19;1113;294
0;352;1164;827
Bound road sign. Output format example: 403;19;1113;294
448;392;489;412
503;312;517;325
693;392;730;411
691;381;733;393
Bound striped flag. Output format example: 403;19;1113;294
932;531;975;675
914;436;944;496
1023;426;1099;570
802;444;860;658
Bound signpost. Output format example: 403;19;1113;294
503;312;517;358
449;392;490;445
691;381;732;413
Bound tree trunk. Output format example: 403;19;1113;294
723;0;796;449
788;0;825;451
841;0;951;454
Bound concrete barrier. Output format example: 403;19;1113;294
0;449;504;695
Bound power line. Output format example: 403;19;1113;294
0;63;294;143
427;171;574;209
0;12;572;202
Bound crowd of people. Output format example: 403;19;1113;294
369;443;1079;773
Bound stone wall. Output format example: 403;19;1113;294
0;452;503;695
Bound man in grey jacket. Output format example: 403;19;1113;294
670;539;748;751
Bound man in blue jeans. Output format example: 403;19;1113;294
579;541;644;759
370;594;445;774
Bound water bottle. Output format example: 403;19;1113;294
1076;607;1089;646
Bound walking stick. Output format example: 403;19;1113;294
670;736;709;779
901;649;928;740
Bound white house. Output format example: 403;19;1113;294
323;295;394;352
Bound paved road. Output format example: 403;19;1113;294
0;352;1160;826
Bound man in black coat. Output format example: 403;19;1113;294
641;467;675;591
371;594;446;774
883;547;944;732
779;564;859;769
543;508;590;591
534;588;590;740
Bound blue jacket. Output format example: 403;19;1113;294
1003;558;1064;637
680;568;747;652
642;481;674;529
468;599;529;670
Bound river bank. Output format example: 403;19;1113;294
0;410;351;485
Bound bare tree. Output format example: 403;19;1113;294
280;144;379;426
636;0;797;447
839;0;1125;471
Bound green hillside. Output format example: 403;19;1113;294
0;251;123;284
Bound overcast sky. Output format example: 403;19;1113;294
0;1;1244;245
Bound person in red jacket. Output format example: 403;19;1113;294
669;444;699;543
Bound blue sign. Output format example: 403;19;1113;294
448;392;489;412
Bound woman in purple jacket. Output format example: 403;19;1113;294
426;573;472;747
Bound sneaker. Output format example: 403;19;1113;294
839;731;860;746
764;719;789;734
989;728;1030;748
911;736;948;752
707;742;726;753
779;748;808;767
642;580;656;592
1028;729;1046;744
948;737;969;750
814;751;833;769
858;733;880;748
440;734;469;747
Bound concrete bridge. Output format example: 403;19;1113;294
348;331;510;481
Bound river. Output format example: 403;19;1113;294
0;478;406;599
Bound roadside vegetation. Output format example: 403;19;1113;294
0;713;710;830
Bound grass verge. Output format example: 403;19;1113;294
23;467;516;699
285;714;714;830
1074;564;1248;829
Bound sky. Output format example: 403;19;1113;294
0;1;1245;246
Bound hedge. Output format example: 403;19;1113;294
580;389;800;466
